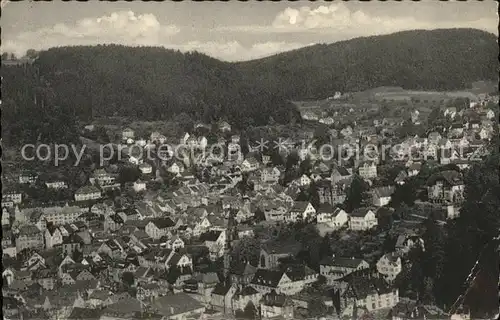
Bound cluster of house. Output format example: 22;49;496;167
3;95;494;319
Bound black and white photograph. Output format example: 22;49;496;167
1;1;499;319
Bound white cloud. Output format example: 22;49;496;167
2;11;180;57
2;10;312;61
217;3;497;36
170;41;312;62
270;3;498;34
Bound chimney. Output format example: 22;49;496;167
170;307;175;315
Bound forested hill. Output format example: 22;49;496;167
235;28;498;99
2;28;498;145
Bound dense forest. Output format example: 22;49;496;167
237;28;498;99
2;28;498;145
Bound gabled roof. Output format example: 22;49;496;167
149;217;176;229
290;201;311;212
199;230;223;242
212;283;234;296
262;240;302;255
320;256;367;269
233;285;259;297
350;207;374;218
152;293;203;316
250;269;285;288
317;203;335;214
373;186;395;198
426;170;463;186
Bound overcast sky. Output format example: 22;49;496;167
2;0;498;61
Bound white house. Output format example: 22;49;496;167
372;186;395;207
349;208;378;231
316;204;348;229
74;186;101;202
319;256;370;281
122;128;135;140
376;252;402;282
358;162;377;179
286;201;316;223
297;174;312;187
139;162;153;174
133;180;147;192
242;157;260;172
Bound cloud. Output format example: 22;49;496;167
170;41;312;62
2;11;180;57
271;3;498;34
218;3;497;36
2;10;311;61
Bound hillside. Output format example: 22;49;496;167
236;28;498;99
2;28;498;145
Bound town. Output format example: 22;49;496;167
2;81;499;320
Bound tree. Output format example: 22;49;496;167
232;237;261;266
243;301;258;319
118;166;141;185
121;272;135;287
344;175;371;212
319;235;333;258
308;299;328;317
254;208;266;222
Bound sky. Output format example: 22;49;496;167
1;0;498;61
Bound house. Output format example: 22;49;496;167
338;276;399;315
167;161;184;175
165;236;185;250
104;214;124;232
376;252;402;282
199;230;226;260
122;128;135;140
211;283;238;313
230;262;258;286
219;121;232;132
320;256;370;281
395;234;425;254
133;179;146;192
349;208;378;231
250;269;303;295
74;185;101;202
394;171;408;185
358;161;377;179
16;225;44;251
372;186;395;207
151;293;205;319
242;157;260;172
145;217;176;239
260;290;294;319
2;190;23;206
232;286;262;315
444;107;457;119
261;167;281;183
45;225;63;249
319;117;335;125
296;174;312;187
426;170;464;203
331;166;352;183
45;181;68;189
301;111;319;121
316;204;348;229
317;180;348;206
285;201;316;223
259;241;302;270
407;162;421;177
19;171;38;184
184;271;219;295
139;162;153;174
390;298;448;320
